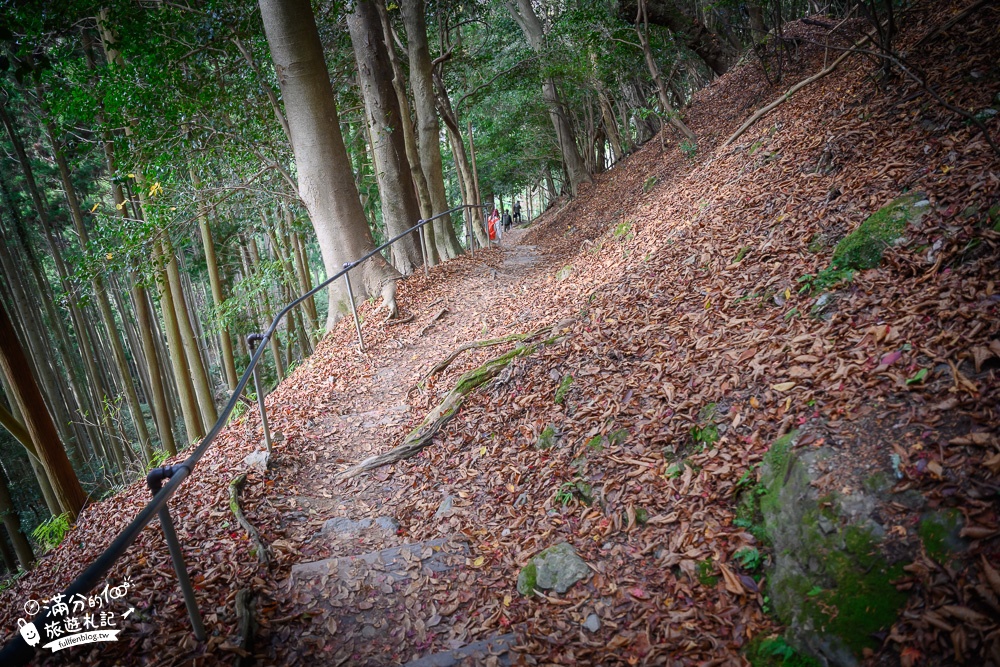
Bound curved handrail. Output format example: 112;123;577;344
0;204;487;664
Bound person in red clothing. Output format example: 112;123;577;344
487;207;500;241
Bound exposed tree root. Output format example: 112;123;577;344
229;474;270;566
233;588;256;666
338;337;561;480
416;307;448;337
723;28;877;147
422;325;554;381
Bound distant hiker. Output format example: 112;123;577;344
488;208;500;242
502;209;513;232
513;200;522;224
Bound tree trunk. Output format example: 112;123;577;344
0;299;87;519
348;0;423;276
635;0;697;143
506;0;592;195
191;166;239;391
152;242;204;445
376;0;434;228
0;377;60;516
260;0;402;330
246;237;286;380
131;278;176;455
618;0;733;76
400;0;464;260
0;466;34;569
290;229;319;337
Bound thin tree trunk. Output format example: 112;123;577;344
376;0;434;227
0;299;87;519
191;166;239;391
246;237;285;381
0;375;60;516
506;0;592;195
153;242;204;445
290;229;319;336
400;0;465;260
634;0;696;142
0;465;34;569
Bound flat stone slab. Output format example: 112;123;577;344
319;515;399;539
402;634;516;667
290;538;465;582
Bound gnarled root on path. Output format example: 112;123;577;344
337;319;574;480
230;473;270;566
421;324;556;381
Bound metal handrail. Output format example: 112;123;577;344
0;204;487;664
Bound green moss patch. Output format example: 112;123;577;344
831;193;927;271
918;508;966;561
536;425;558;450
554;374;574;404
759;431;910;660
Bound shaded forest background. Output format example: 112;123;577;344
0;0;892;574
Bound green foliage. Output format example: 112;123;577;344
554;479;593;506
831;195;923;271
679;140;698;160
146;450;171;471
32;513;71;553
734;546;763;571
697;558;719;586
796;266;854;295
536;425;558;450
554;374;574;404
746;635;820;667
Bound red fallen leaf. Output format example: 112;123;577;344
880;350;903;367
627;587;649;600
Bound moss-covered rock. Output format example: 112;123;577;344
831;193;929;271
918;508;966;561
759;431;910;666
516;543;589;596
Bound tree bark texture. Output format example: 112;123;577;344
347;0;423;275
259;0;401;329
0;299;87;519
400;0;465;260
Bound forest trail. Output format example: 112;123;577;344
264;228;558;666
1;4;998;666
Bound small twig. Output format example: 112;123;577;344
416;307;448;337
229;474;270;566
386;313;415;326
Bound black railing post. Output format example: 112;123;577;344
246;334;273;454
147;466;205;641
342;263;366;351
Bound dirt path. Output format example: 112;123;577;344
264;228;551;665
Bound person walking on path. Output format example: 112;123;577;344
502;209;513;232
513;200;522;224
488;207;500;243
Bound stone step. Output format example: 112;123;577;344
401;633;516;667
289;537;465;583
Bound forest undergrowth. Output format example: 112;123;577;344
2;2;999;665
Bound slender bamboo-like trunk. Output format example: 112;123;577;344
291;230;319;336
130;278;176;455
162;239;217;429
152;242;204;445
247;236;285;381
191;167;239;391
279;209;318;346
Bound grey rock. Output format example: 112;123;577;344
320;515;398;539
435;495;456;518
401;633;515;667
517;542;590;596
583;614;601;632
244;450;270;473
375;516;400;533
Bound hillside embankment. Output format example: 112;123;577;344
1;2;998;665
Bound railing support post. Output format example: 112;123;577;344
343;263;366;352
148;466;205;642
246;334;272;455
418;221;429;277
